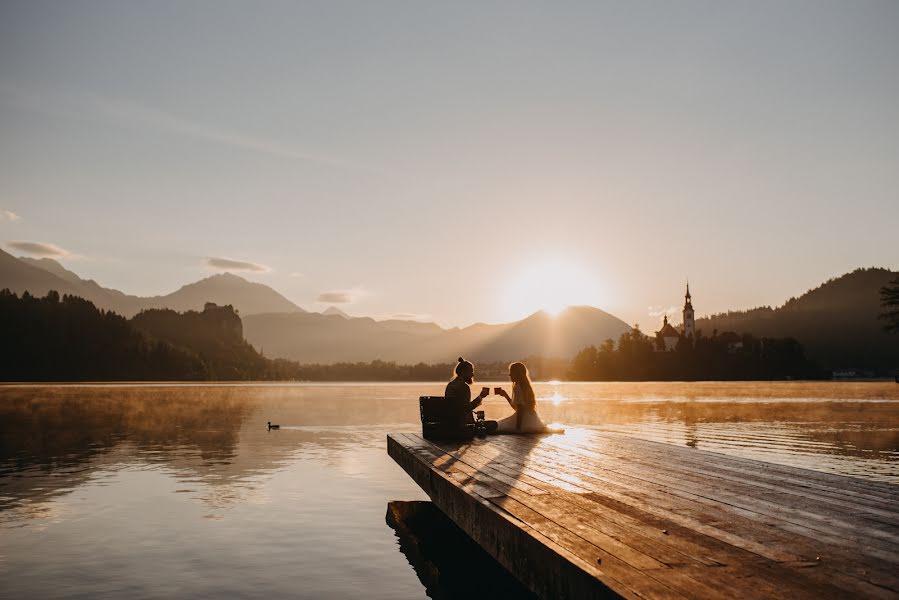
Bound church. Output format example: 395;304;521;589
655;283;695;352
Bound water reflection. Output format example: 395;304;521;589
520;382;899;481
0;382;897;598
2;382;898;515
0;385;421;524
386;501;536;599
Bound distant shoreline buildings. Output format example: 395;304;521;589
654;283;695;352
654;283;743;353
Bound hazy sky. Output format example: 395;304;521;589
1;1;897;329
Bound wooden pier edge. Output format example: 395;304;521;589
387;431;899;600
388;433;618;599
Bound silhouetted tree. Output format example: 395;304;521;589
566;326;818;382
697;268;898;374
880;276;899;333
0;289;205;381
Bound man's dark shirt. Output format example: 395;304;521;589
444;377;482;427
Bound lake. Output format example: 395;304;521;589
1;382;897;599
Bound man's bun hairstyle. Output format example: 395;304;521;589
454;356;473;377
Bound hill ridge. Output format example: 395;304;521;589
697;267;897;372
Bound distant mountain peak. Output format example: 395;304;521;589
242;301;632;364
158;272;304;315
322;306;350;318
190;272;249;285
207;272;246;281
1;250;305;317
18;256;83;284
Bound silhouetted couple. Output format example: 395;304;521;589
445;357;548;434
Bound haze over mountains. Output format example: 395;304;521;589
322;306;351;319
2;249;895;370
1;249;304;317
1;249;632;363
243;306;632;364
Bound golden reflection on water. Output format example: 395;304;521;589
548;391;565;405
0;382;897;598
1;381;895;506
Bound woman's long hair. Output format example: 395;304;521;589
509;362;536;409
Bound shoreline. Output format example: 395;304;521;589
0;378;895;386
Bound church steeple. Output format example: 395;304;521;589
682;280;695;340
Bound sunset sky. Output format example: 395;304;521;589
1;1;897;329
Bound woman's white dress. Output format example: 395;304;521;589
496;383;547;433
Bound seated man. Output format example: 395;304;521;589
445;357;498;434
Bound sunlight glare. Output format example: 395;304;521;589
499;259;604;321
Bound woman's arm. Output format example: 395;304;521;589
512;384;523;431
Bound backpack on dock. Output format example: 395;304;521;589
419;396;475;440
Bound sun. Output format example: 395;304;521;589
499;259;604;321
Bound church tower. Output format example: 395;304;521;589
683;282;695;340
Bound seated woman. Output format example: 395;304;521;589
494;362;551;433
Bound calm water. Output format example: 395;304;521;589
1;382;898;599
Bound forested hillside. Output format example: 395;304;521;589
697;268;898;374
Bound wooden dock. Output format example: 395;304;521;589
387;430;899;599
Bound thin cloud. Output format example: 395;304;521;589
648;305;680;319
205;257;271;273
316;286;369;304
0;210;21;222
7;241;71;258
317;291;354;304
289;272;303;278
0;80;390;177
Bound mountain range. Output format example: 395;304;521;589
1;249;303;317
0;248;632;363
242;306;632;364
2;249;896;369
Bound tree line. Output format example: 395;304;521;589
567;327;820;381
0;290;206;381
4;287;895;382
881;275;899;333
0;290;548;382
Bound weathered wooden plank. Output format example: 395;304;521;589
387;434;634;599
388;432;899;600
490;433;899;541
482;434;899;596
580;433;899;499
479;437;814;561
444;440;743;569
486;433;899;594
550;434;899;518
490;495;693;600
503;435;899;553
495;438;899;598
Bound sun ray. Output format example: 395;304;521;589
498;259;604;321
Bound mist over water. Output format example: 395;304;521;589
0;382;897;598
